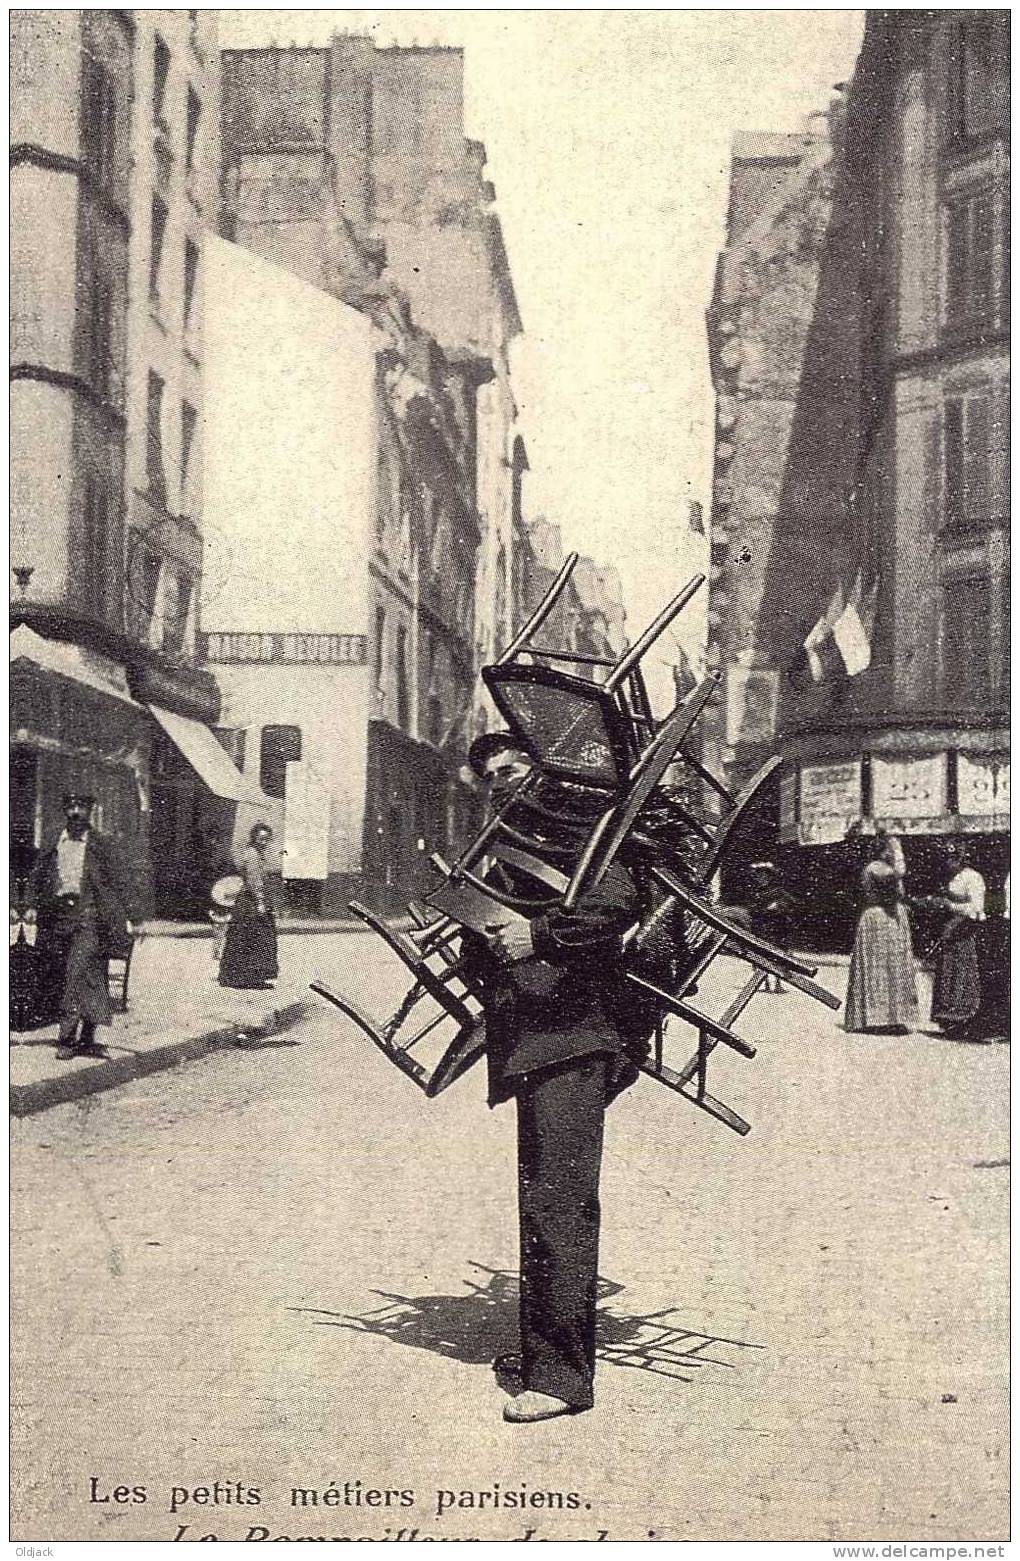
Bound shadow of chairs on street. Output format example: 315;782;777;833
290;1261;764;1385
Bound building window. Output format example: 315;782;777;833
146;369;167;500
186;85;201;172
183;237;199;330
396;624;410;729
260;725;302;799
153;34;171;126
149;195;169;305
81;55;116;190
129;540;162;643
163;572;192;655
957;15;997;143
940;576;992;704
374;604;386;689
944;393;993;528
180;400;197;494
946;190;994;329
89;267;113;397
82;472;109;618
427;694;443;747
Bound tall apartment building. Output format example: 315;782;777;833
10;11;265;916
219;38;523;742
705;10;1010;931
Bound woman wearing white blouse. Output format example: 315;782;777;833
929;841;986;1038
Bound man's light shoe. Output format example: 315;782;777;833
503;1391;575;1423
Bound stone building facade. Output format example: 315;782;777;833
10;10;261;916
706;10;1010;935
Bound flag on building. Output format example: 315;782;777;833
791;573;878;687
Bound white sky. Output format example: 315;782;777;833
218;9;865;669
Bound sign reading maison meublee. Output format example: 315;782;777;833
199;632;368;666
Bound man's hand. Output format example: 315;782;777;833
486;917;535;963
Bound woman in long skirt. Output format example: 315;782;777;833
844;836;918;1034
218;823;279;990
929;841;985;1038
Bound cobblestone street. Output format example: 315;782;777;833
10;933;1009;1542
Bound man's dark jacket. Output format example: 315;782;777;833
29;830;135;953
467;855;651;1106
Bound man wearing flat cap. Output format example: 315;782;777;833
463;730;648;1424
28;793;140;1059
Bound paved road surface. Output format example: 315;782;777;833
11;935;1008;1541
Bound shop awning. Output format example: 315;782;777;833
148;704;268;804
10;624;141;707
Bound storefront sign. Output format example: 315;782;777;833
957;753;1010;818
798;758;862;845
871;752;947;821
200;632;367;666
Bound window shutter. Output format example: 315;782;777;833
963;395;991;521
972;194;993;320
944;398;964;525
946;203;967;321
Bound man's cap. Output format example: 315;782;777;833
62;792;96;809
467;729;536;779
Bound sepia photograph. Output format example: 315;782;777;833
9;6;1010;1544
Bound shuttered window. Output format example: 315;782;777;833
944;392;994;527
946;191;994;327
940;576;992;703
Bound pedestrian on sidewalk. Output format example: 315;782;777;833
745;861;796;992
924;840;986;1040
844;831;918;1035
462;732;650;1425
27;792;140;1060
218;822;279;990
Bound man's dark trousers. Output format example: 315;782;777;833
516;1054;609;1410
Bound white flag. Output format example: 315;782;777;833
832;573;877;677
802;581;845;683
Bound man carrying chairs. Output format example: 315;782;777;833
459;729;652;1422
312;557;840;1424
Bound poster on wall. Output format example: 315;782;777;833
798;757;862;845
871;752;947;821
957;753;1010;818
725;665;780;747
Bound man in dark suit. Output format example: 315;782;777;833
466;732;647;1423
28;792;139;1059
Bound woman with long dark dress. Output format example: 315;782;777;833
844;834;918;1034
928;841;986;1039
218;823;279;990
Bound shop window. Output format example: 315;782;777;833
153;34;171;126
82;54;116;190
944;392;993;527
186;85;201;171
183;237;199;330
146;369;167;500
940;576;992;704
260;725;301;799
149;195;168;305
945;190;994;329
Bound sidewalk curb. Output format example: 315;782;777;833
145;919;411;939
10;999;310;1119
